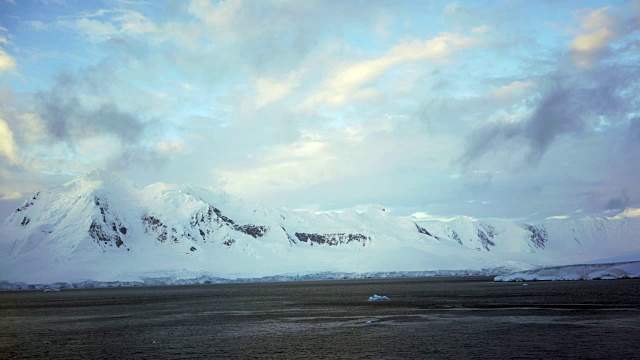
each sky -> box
[0,0,639,221]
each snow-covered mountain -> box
[1,169,639,286]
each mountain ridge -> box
[2,170,639,285]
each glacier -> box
[494,261,640,281]
[1,169,639,288]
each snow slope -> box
[1,170,639,286]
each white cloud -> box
[471,25,489,34]
[255,70,304,108]
[33,9,157,43]
[0,191,21,200]
[0,49,16,74]
[578,6,615,31]
[218,139,337,197]
[61,17,119,43]
[0,26,15,74]
[570,6,620,68]
[16,113,47,144]
[0,117,18,164]
[491,80,536,99]
[156,140,186,154]
[408,211,459,222]
[571,28,614,53]
[302,33,480,108]
[23,20,49,31]
[113,10,158,35]
[443,2,463,16]
[188,0,242,29]
[546,215,570,220]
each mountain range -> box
[1,169,639,286]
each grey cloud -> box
[459,65,636,167]
[629,117,640,143]
[462,171,493,192]
[605,189,631,210]
[106,146,167,172]
[34,73,152,145]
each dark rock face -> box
[476,222,496,251]
[416,224,432,236]
[15,192,39,213]
[524,224,548,250]
[20,217,30,226]
[294,232,370,246]
[212,207,235,225]
[189,205,270,243]
[233,224,268,238]
[142,214,174,243]
[281,227,297,245]
[450,230,462,245]
[416,224,441,240]
[89,220,124,248]
[89,196,126,249]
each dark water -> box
[1,277,640,359]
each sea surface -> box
[1,277,639,359]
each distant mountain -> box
[1,169,639,286]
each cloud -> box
[0,26,10,45]
[0,117,18,164]
[255,70,304,108]
[303,33,481,107]
[471,25,489,34]
[34,73,151,145]
[213,112,456,208]
[0,27,16,74]
[629,117,640,143]
[14,113,47,144]
[408,211,458,222]
[491,80,536,99]
[156,140,186,154]
[218,139,337,197]
[0,49,16,74]
[605,189,630,210]
[570,7,621,68]
[460,63,636,167]
[178,0,385,75]
[0,191,21,200]
[106,145,167,171]
[28,9,157,43]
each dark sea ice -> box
[1,277,639,359]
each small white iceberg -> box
[368,294,390,301]
[43,288,60,292]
